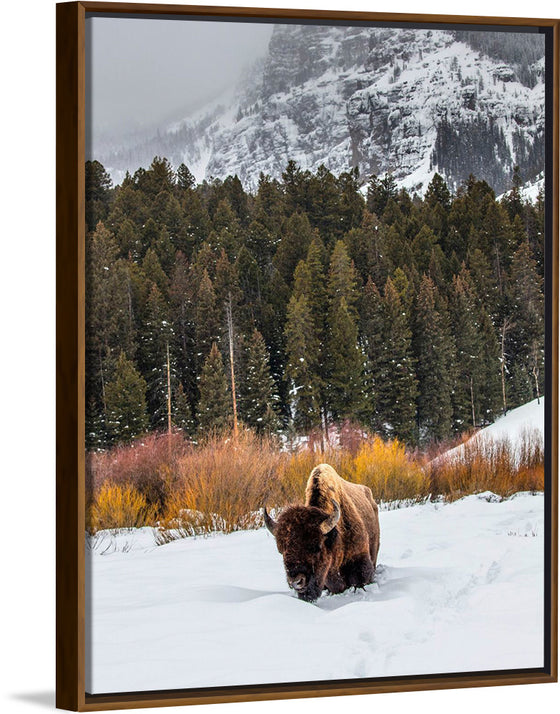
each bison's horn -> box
[320,499,341,534]
[263,506,278,535]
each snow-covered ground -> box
[86,491,544,694]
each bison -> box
[263,463,380,602]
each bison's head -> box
[263,501,340,603]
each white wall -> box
[0,1,557,712]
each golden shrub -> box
[88,482,157,533]
[352,436,429,501]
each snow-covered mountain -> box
[98,24,545,195]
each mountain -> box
[97,24,545,195]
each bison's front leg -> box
[340,554,375,590]
[324,569,346,595]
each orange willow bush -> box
[86,426,544,534]
[159,430,285,535]
[86,431,189,511]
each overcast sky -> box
[86,15,273,141]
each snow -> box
[86,492,545,694]
[443,398,544,464]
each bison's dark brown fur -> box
[264,463,380,602]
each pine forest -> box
[86,157,545,453]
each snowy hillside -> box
[98,25,545,195]
[442,398,544,463]
[86,492,544,694]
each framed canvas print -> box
[56,2,559,710]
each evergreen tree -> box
[379,278,418,443]
[85,222,135,444]
[253,172,286,234]
[105,352,149,444]
[325,297,365,423]
[85,160,112,232]
[414,275,455,443]
[367,173,398,216]
[284,295,322,432]
[177,163,195,191]
[327,240,359,315]
[292,236,328,335]
[194,269,222,363]
[197,343,232,433]
[344,212,391,287]
[359,278,386,429]
[244,220,276,272]
[173,382,194,434]
[307,164,342,243]
[138,283,176,430]
[449,269,484,429]
[169,252,197,416]
[506,240,545,405]
[338,167,365,234]
[273,212,314,285]
[239,330,280,433]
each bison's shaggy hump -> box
[264,463,380,602]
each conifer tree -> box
[327,240,359,315]
[507,240,545,405]
[194,270,222,363]
[307,164,341,243]
[177,163,195,191]
[212,198,241,257]
[293,236,328,335]
[169,252,197,414]
[359,278,386,429]
[253,172,286,234]
[337,167,365,234]
[449,269,484,429]
[323,240,364,422]
[344,212,391,287]
[273,212,314,286]
[244,220,276,272]
[282,160,307,215]
[142,247,169,297]
[138,156,175,201]
[414,275,455,443]
[284,295,322,432]
[85,160,112,232]
[173,382,194,434]
[86,222,135,441]
[367,173,398,216]
[325,297,365,423]
[105,352,149,444]
[412,225,439,275]
[379,278,418,443]
[197,342,232,433]
[139,283,176,429]
[239,330,280,433]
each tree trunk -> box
[500,318,511,415]
[226,294,238,439]
[166,341,172,436]
[470,375,476,427]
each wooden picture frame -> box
[57,2,559,710]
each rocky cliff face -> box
[99,24,545,195]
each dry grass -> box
[86,426,544,537]
[158,430,283,535]
[428,427,544,499]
